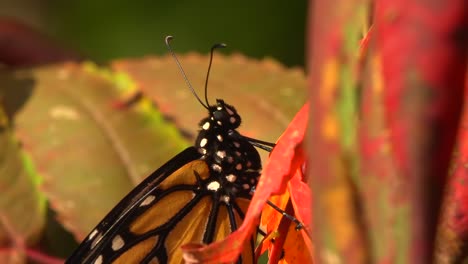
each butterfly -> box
[65,36,275,264]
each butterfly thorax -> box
[195,99,262,199]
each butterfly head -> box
[209,99,242,130]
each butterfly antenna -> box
[204,43,227,107]
[165,36,209,110]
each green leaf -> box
[0,101,46,247]
[13,63,189,241]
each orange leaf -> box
[261,154,313,264]
[181,103,310,263]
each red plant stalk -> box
[307,0,371,262]
[375,0,467,262]
[359,30,406,263]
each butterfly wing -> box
[66,146,255,264]
[66,147,199,263]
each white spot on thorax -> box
[217,106,223,110]
[226,174,237,182]
[221,195,231,204]
[217,121,222,126]
[200,138,208,147]
[217,150,226,159]
[207,181,221,191]
[212,164,222,172]
[140,195,156,207]
[202,122,210,130]
[112,235,125,251]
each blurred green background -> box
[0,0,307,67]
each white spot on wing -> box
[236,163,243,170]
[243,184,250,190]
[91,232,103,249]
[140,195,156,207]
[226,107,234,115]
[233,142,240,148]
[88,229,98,240]
[230,116,236,123]
[112,235,125,251]
[217,135,223,142]
[94,255,103,264]
[202,122,210,130]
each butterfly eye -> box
[213,109,229,123]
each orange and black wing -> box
[65,147,255,264]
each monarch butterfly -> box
[65,36,275,264]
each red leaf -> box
[289,160,312,230]
[181,103,309,263]
[0,18,81,67]
[435,75,468,262]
